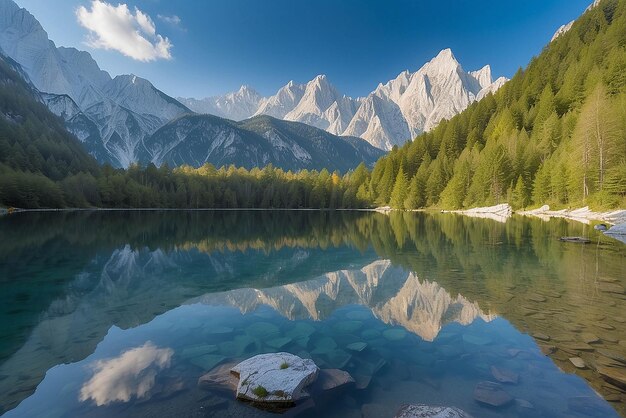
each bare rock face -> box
[231,352,319,404]
[394,404,474,418]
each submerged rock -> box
[198,361,239,393]
[568,357,586,369]
[316,368,355,391]
[490,366,519,384]
[580,333,600,344]
[597,366,626,390]
[231,352,319,404]
[473,381,513,407]
[559,236,591,244]
[394,404,474,418]
[346,342,368,352]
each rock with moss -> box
[231,352,319,404]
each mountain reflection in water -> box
[0,210,624,417]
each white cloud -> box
[76,1,173,62]
[157,14,182,26]
[79,342,173,406]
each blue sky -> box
[16,0,593,99]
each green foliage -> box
[389,164,408,209]
[252,385,269,398]
[367,0,626,209]
[4,1,626,211]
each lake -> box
[0,210,624,417]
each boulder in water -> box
[231,352,319,404]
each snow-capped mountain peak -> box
[425,48,461,73]
[182,48,507,150]
[470,65,493,89]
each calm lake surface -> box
[0,210,625,417]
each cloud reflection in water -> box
[79,342,173,406]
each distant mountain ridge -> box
[180,50,508,150]
[0,0,504,171]
[139,114,384,171]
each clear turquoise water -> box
[0,210,624,417]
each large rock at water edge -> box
[394,404,474,417]
[231,352,319,403]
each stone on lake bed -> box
[593,322,616,330]
[515,398,534,409]
[568,357,586,369]
[394,404,474,418]
[539,344,557,355]
[597,366,626,390]
[312,336,338,353]
[321,349,352,369]
[245,322,280,338]
[285,322,316,339]
[383,328,407,341]
[198,361,239,392]
[219,335,256,356]
[526,293,547,303]
[180,344,218,359]
[190,354,227,371]
[266,337,293,349]
[580,333,600,344]
[316,368,355,391]
[490,366,519,384]
[597,349,626,365]
[473,381,513,407]
[354,374,373,390]
[532,333,551,342]
[562,342,594,352]
[346,342,368,352]
[333,320,363,333]
[231,352,319,404]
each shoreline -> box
[2,204,625,224]
[517,205,626,226]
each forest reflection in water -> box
[0,210,624,416]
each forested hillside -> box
[2,0,625,211]
[0,54,370,209]
[367,0,626,210]
[0,55,101,208]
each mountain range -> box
[0,0,505,171]
[179,50,508,150]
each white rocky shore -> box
[442,203,626,244]
[518,205,626,244]
[518,205,626,225]
[445,203,512,223]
